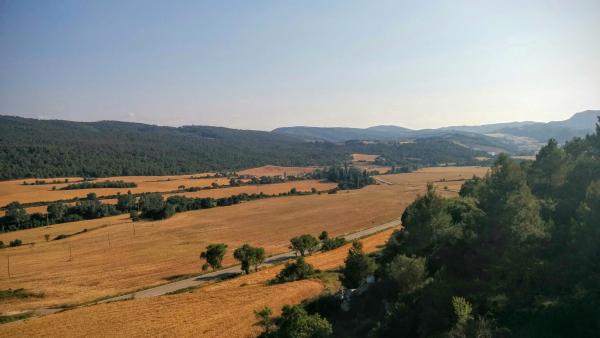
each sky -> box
[1,0,599,130]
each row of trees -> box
[0,184,323,233]
[199,230,349,277]
[59,180,136,190]
[131,189,313,222]
[0,193,121,232]
[199,243,265,275]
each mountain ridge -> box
[272,110,599,150]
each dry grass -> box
[0,229,394,338]
[0,174,229,207]
[237,165,320,177]
[0,166,486,313]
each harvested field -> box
[377,166,488,185]
[237,165,320,177]
[0,229,395,338]
[352,153,379,162]
[0,175,229,207]
[164,180,336,200]
[354,163,392,173]
[0,166,486,312]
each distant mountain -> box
[273,110,600,154]
[497,110,600,143]
[439,121,538,134]
[270,126,398,143]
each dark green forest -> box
[0,116,487,179]
[262,119,600,337]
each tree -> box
[289,234,319,256]
[274,257,315,283]
[255,306,274,335]
[5,202,29,227]
[200,243,228,271]
[116,191,135,212]
[260,305,332,338]
[47,202,67,221]
[318,231,329,241]
[138,193,175,220]
[387,254,429,294]
[234,244,265,274]
[340,240,375,289]
[9,239,22,247]
[527,138,567,198]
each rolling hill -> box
[273,110,600,153]
[0,116,488,179]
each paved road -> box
[33,218,401,315]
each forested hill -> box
[0,116,487,179]
[0,116,347,178]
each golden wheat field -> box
[0,180,336,217]
[237,165,321,177]
[0,166,487,313]
[163,180,337,200]
[0,175,230,207]
[0,228,395,338]
[351,153,379,162]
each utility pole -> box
[7,255,10,278]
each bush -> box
[258,305,333,338]
[321,237,346,251]
[9,239,22,247]
[273,257,315,284]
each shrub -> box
[321,237,346,251]
[258,305,332,338]
[9,239,22,247]
[273,257,315,284]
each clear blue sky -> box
[1,0,599,130]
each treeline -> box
[262,118,600,337]
[0,186,326,233]
[0,193,120,232]
[131,187,323,221]
[59,180,137,190]
[22,178,78,186]
[312,165,375,189]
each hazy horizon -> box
[1,109,598,132]
[1,1,599,130]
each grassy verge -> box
[0,312,32,325]
[0,289,44,301]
